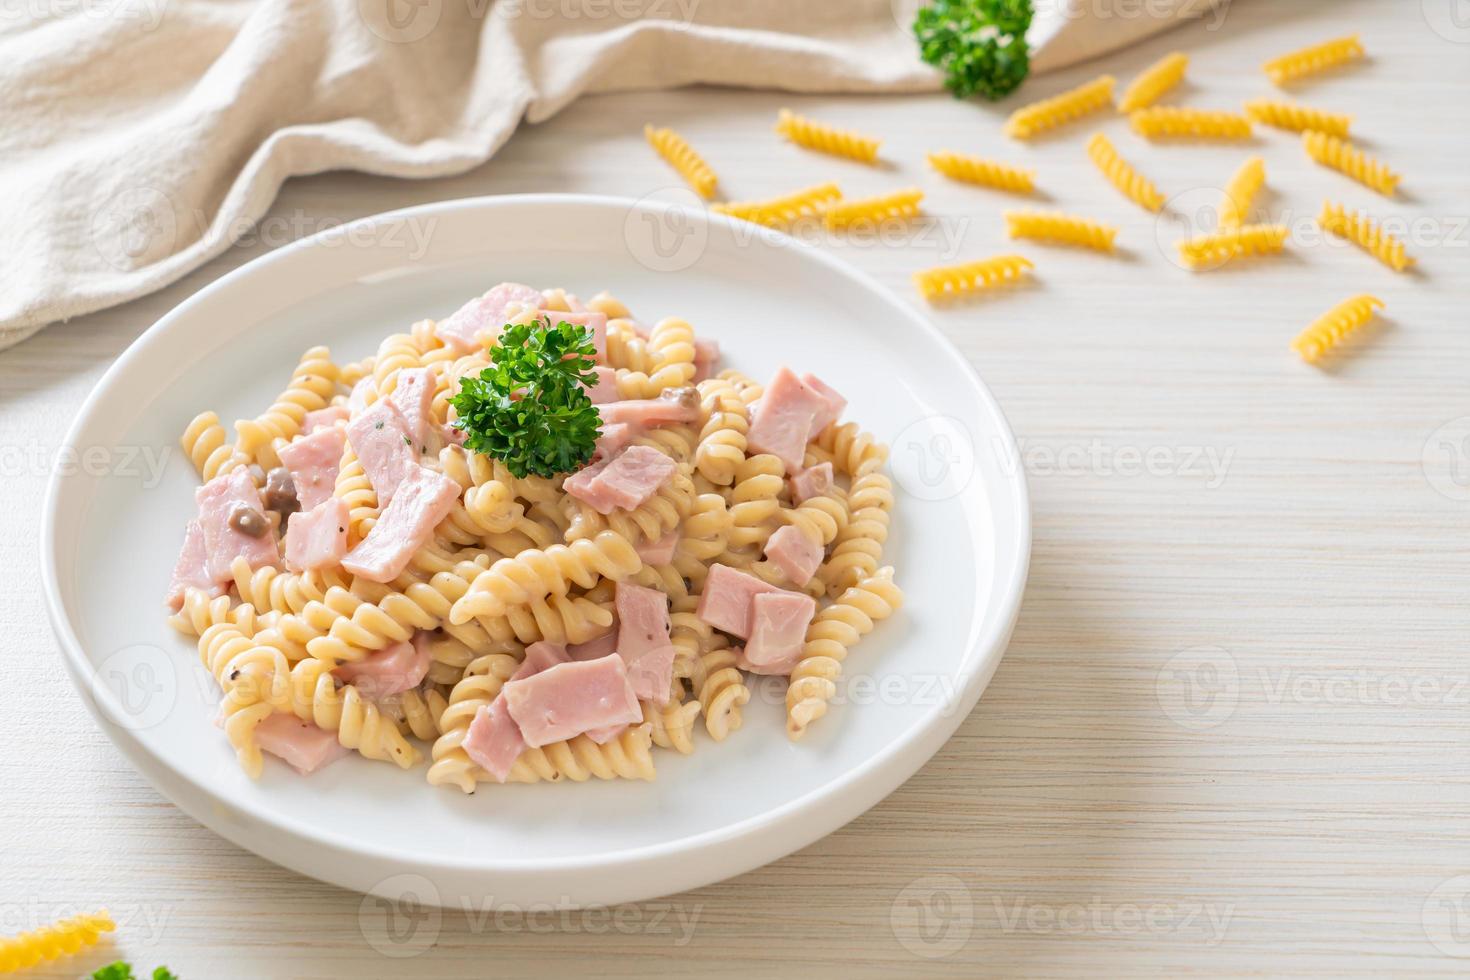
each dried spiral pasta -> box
[1244,98,1352,137]
[1086,132,1165,212]
[1005,211,1119,253]
[644,124,718,199]
[1291,295,1384,364]
[712,183,842,229]
[774,108,880,163]
[1319,201,1414,272]
[1177,224,1290,270]
[1117,51,1187,113]
[925,151,1035,194]
[1131,106,1252,140]
[913,254,1033,302]
[1264,34,1363,86]
[1218,156,1266,230]
[0,911,115,971]
[1303,130,1400,196]
[1005,75,1115,139]
[822,188,924,230]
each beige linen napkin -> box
[0,0,1225,351]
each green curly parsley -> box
[913,0,1034,101]
[91,963,178,980]
[449,320,602,479]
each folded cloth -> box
[0,0,1223,351]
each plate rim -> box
[41,192,1031,885]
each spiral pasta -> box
[1319,201,1414,272]
[712,183,842,229]
[1264,34,1363,86]
[508,725,658,782]
[1177,224,1289,270]
[427,650,522,792]
[644,124,718,199]
[1291,295,1384,364]
[822,188,924,229]
[1130,107,1252,140]
[724,453,786,560]
[925,151,1035,194]
[774,108,880,163]
[1303,130,1400,196]
[1005,211,1118,253]
[913,254,1034,302]
[1244,98,1352,137]
[1218,156,1266,230]
[181,410,246,482]
[1086,133,1165,212]
[0,911,115,971]
[786,567,903,740]
[1117,51,1187,113]
[1005,75,1115,139]
[233,346,339,468]
[693,379,749,486]
[451,531,643,623]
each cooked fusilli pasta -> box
[1086,133,1165,212]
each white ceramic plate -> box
[43,194,1030,908]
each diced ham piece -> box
[790,461,835,504]
[736,647,798,677]
[582,722,629,744]
[615,583,676,705]
[436,282,543,353]
[333,633,432,698]
[693,338,720,384]
[538,310,608,363]
[462,697,526,784]
[763,525,823,587]
[341,466,460,582]
[592,422,634,462]
[802,372,847,436]
[254,713,350,775]
[502,655,642,748]
[568,629,619,662]
[303,405,349,433]
[166,520,223,611]
[743,592,817,674]
[195,468,280,581]
[598,388,700,428]
[348,377,375,418]
[461,641,569,784]
[563,445,675,515]
[695,563,789,639]
[587,366,619,405]
[746,367,829,472]
[388,367,440,456]
[636,529,679,566]
[277,425,346,511]
[345,398,418,506]
[284,498,349,571]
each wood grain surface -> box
[4,0,1469,975]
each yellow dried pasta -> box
[1117,51,1188,113]
[1177,224,1289,270]
[1004,75,1115,139]
[913,254,1033,303]
[0,911,115,972]
[1005,210,1118,253]
[1264,34,1364,86]
[1131,106,1252,140]
[1303,130,1400,196]
[925,151,1035,194]
[1292,295,1384,364]
[1244,98,1352,137]
[1319,201,1414,272]
[1219,156,1266,229]
[1086,132,1164,212]
[711,183,842,228]
[644,124,718,199]
[822,188,923,229]
[774,108,880,163]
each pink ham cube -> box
[636,529,679,566]
[695,563,787,639]
[501,655,642,748]
[462,641,569,784]
[587,366,619,405]
[303,405,349,433]
[333,632,431,699]
[194,468,280,581]
[615,583,676,704]
[598,388,700,428]
[568,629,619,662]
[345,398,418,506]
[277,425,346,511]
[436,282,543,353]
[743,592,817,674]
[563,445,676,515]
[802,372,847,436]
[388,366,440,456]
[284,498,349,571]
[592,422,634,462]
[254,713,349,775]
[790,462,834,504]
[693,338,720,383]
[763,524,823,587]
[341,466,460,583]
[166,519,224,611]
[746,367,829,472]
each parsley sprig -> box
[450,320,602,479]
[92,962,178,980]
[913,0,1034,101]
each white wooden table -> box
[6,0,1469,975]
